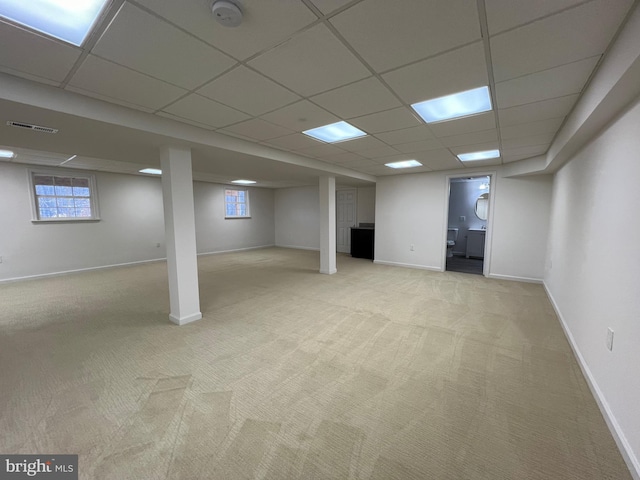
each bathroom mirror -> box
[475,193,489,220]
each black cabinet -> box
[350,228,374,260]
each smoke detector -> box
[212,1,243,27]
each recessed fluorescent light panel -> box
[457,149,500,162]
[412,86,492,123]
[385,160,423,169]
[0,149,16,159]
[139,168,162,175]
[302,121,367,143]
[231,179,256,185]
[0,0,110,46]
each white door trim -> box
[443,172,496,276]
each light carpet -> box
[0,247,631,479]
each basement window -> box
[30,171,100,222]
[224,188,250,218]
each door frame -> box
[443,171,496,276]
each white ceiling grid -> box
[0,0,635,184]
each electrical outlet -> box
[410,244,414,251]
[459,216,465,222]
[606,328,614,351]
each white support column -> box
[160,146,202,325]
[319,175,337,275]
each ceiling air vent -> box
[7,121,58,134]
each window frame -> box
[28,168,100,222]
[224,187,251,219]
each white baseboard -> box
[0,257,167,284]
[319,268,337,275]
[169,311,202,326]
[198,244,275,256]
[373,259,441,272]
[0,245,277,284]
[487,273,543,284]
[544,282,640,480]
[275,244,320,252]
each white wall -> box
[545,97,640,474]
[274,185,376,250]
[0,163,166,281]
[375,168,552,280]
[0,162,275,281]
[357,186,376,224]
[274,185,320,250]
[490,173,553,281]
[375,173,446,270]
[194,182,274,253]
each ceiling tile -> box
[220,118,294,141]
[322,152,368,164]
[357,145,401,158]
[92,2,236,89]
[340,158,379,169]
[197,66,300,116]
[378,167,430,176]
[135,0,317,60]
[310,77,401,119]
[460,157,502,167]
[429,112,496,138]
[309,0,353,15]
[495,56,600,109]
[68,55,186,111]
[263,133,320,151]
[375,125,436,145]
[413,149,463,170]
[502,144,549,162]
[502,133,556,149]
[500,117,565,140]
[297,143,346,158]
[395,139,444,154]
[498,94,578,127]
[369,153,411,165]
[0,21,80,83]
[440,129,498,147]
[248,23,370,97]
[383,42,488,104]
[260,100,338,131]
[357,164,395,175]
[491,0,633,82]
[337,136,388,153]
[350,107,421,134]
[156,111,216,130]
[65,85,156,113]
[330,0,481,71]
[449,142,500,156]
[485,0,585,34]
[162,94,250,128]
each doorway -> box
[445,175,491,275]
[336,188,357,253]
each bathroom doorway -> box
[445,175,492,275]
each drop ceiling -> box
[0,0,635,186]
